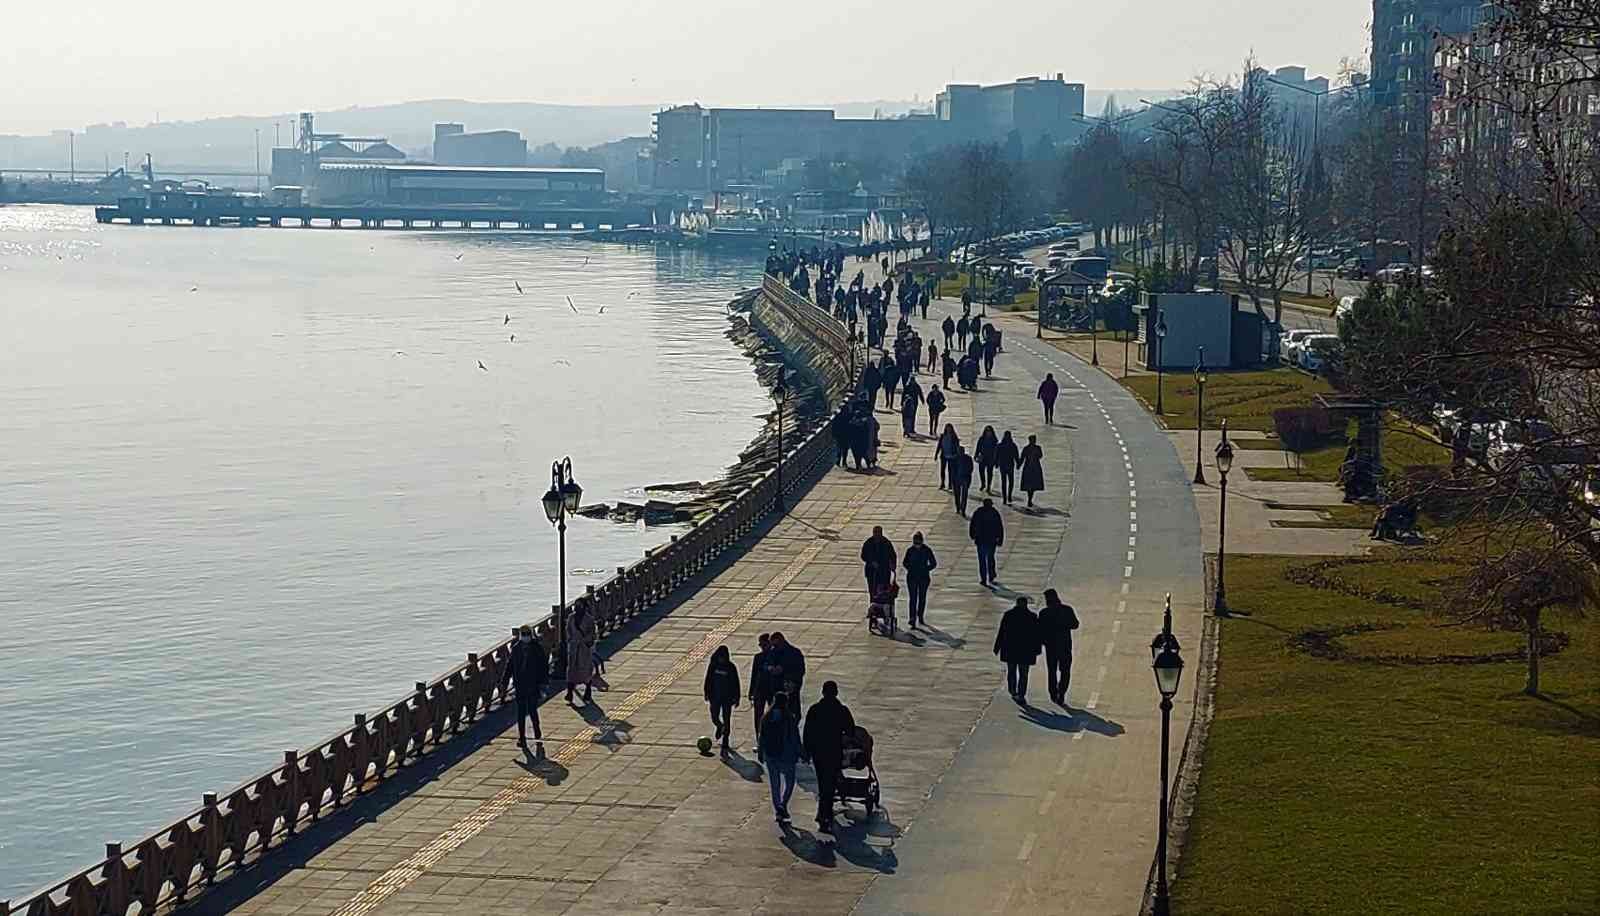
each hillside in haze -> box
[1,90,1184,173]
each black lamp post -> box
[1149,593,1185,916]
[1090,290,1100,366]
[1193,346,1208,485]
[541,458,583,677]
[774,367,789,514]
[1154,314,1168,416]
[1214,422,1234,614]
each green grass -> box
[1247,422,1452,483]
[1122,368,1334,431]
[1265,502,1375,529]
[1175,552,1600,914]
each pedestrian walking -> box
[902,532,938,628]
[1038,589,1080,706]
[942,314,956,351]
[565,602,598,705]
[961,288,973,316]
[848,407,869,470]
[500,625,548,749]
[994,596,1041,705]
[969,497,1004,586]
[830,409,851,467]
[941,351,957,388]
[880,355,900,410]
[803,681,857,835]
[982,330,998,378]
[900,375,923,436]
[860,525,897,597]
[703,646,741,754]
[934,424,961,490]
[919,288,930,319]
[975,425,999,494]
[926,341,938,373]
[862,361,882,407]
[996,431,1020,505]
[953,447,975,516]
[1038,373,1059,425]
[956,315,970,350]
[864,411,881,469]
[750,633,776,754]
[761,691,802,822]
[768,631,806,717]
[1020,434,1046,508]
[926,384,946,436]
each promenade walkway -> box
[203,284,1203,916]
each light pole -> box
[540,458,583,678]
[1090,289,1100,366]
[1154,314,1168,416]
[1193,347,1208,485]
[1265,76,1361,296]
[1214,423,1234,614]
[774,367,789,514]
[1149,593,1185,916]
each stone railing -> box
[754,274,858,405]
[8,293,852,916]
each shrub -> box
[1272,406,1334,454]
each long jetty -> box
[93,202,648,230]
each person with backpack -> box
[499,625,548,750]
[761,692,803,822]
[703,646,742,755]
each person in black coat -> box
[953,447,976,516]
[902,532,938,628]
[1038,373,1060,425]
[768,632,806,717]
[500,625,549,748]
[975,425,999,493]
[956,314,970,350]
[995,431,1021,505]
[879,354,900,409]
[859,526,897,597]
[969,497,1004,586]
[900,375,923,436]
[926,385,946,437]
[862,362,882,408]
[830,409,851,467]
[982,330,999,378]
[749,633,777,755]
[942,314,956,351]
[703,645,742,754]
[993,597,1042,704]
[941,351,957,388]
[1038,589,1081,706]
[802,681,857,834]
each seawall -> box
[749,274,856,407]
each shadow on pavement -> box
[721,749,766,782]
[575,700,636,751]
[918,625,967,649]
[515,747,570,785]
[1019,704,1126,738]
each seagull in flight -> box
[504,314,511,325]
[566,296,579,314]
[598,306,606,314]
[513,282,523,294]
[510,334,516,342]
[477,360,487,371]
[455,253,464,260]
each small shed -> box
[1038,269,1099,331]
[971,254,1017,305]
[1134,291,1254,370]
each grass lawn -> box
[1121,367,1334,431]
[1175,552,1600,914]
[1247,421,1452,483]
[936,271,1038,313]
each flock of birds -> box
[464,250,636,374]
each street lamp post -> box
[1090,290,1100,366]
[1193,346,1208,485]
[1149,593,1185,916]
[1214,422,1234,614]
[1265,76,1362,297]
[1154,314,1168,416]
[774,367,789,514]
[540,458,584,678]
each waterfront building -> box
[935,74,1085,145]
[314,163,604,206]
[434,125,530,167]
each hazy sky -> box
[3,1,1371,134]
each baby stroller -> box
[867,578,899,637]
[836,726,882,817]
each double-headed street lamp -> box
[1193,346,1208,485]
[1214,423,1235,614]
[541,458,584,677]
[774,367,789,514]
[1149,593,1185,916]
[1153,314,1168,416]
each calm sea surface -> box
[0,205,769,896]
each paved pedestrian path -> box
[206,294,1202,916]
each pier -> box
[11,273,1203,916]
[92,201,651,231]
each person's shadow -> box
[514,745,570,785]
[779,822,837,867]
[575,700,636,751]
[891,628,927,647]
[1020,704,1125,737]
[919,625,967,649]
[721,749,765,783]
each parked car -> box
[1335,257,1373,280]
[1335,295,1358,321]
[1298,334,1341,372]
[1281,328,1319,361]
[1375,262,1415,283]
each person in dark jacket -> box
[901,532,938,628]
[830,409,851,467]
[879,353,899,409]
[982,329,999,378]
[995,431,1021,505]
[761,691,802,821]
[941,351,957,388]
[941,314,956,351]
[993,596,1041,704]
[704,645,742,754]
[969,497,1005,586]
[956,314,970,350]
[934,424,961,490]
[953,447,976,516]
[975,425,999,493]
[768,631,806,717]
[1038,589,1081,706]
[926,385,946,437]
[926,341,939,374]
[859,526,897,597]
[500,625,549,748]
[1038,373,1060,425]
[1020,434,1046,508]
[750,633,776,755]
[862,361,882,408]
[803,681,857,834]
[900,375,923,436]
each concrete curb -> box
[1139,554,1221,915]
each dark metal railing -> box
[7,278,850,916]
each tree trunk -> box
[1525,616,1541,696]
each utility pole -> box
[68,131,74,184]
